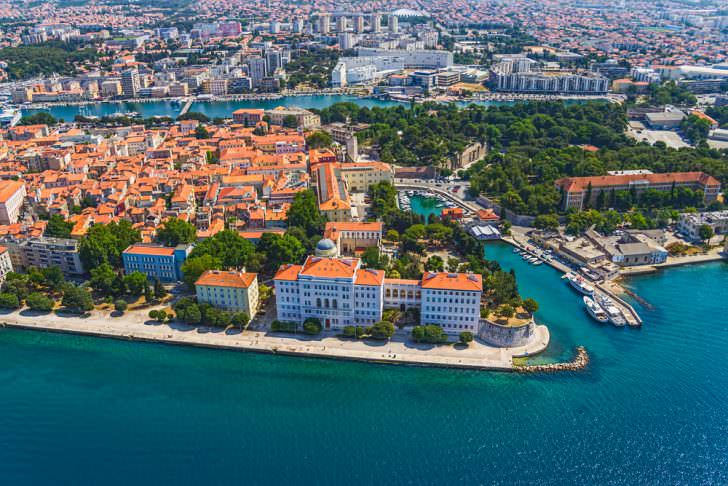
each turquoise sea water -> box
[409,194,444,222]
[22,95,403,121]
[1,242,726,485]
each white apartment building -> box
[274,255,483,335]
[678,210,728,241]
[195,270,259,318]
[0,245,13,284]
[0,181,26,225]
[274,256,385,329]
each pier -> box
[178,97,193,117]
[504,234,643,327]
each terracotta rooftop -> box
[195,270,257,289]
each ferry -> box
[564,273,595,296]
[596,294,626,327]
[584,296,609,323]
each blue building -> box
[122,244,192,282]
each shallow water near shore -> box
[1,242,726,485]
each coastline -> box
[0,308,552,371]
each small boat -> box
[565,273,595,295]
[532,260,543,266]
[513,247,521,254]
[596,294,626,327]
[584,296,609,323]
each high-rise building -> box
[338,32,356,50]
[265,50,283,76]
[292,18,304,33]
[336,16,347,32]
[318,13,331,34]
[269,21,280,34]
[388,15,398,34]
[354,15,364,33]
[247,57,267,88]
[121,69,140,98]
[372,13,382,33]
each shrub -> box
[370,320,395,340]
[26,292,54,312]
[0,292,20,309]
[271,320,298,333]
[411,324,448,344]
[459,331,474,345]
[148,309,159,320]
[302,318,322,335]
[114,299,128,313]
[342,325,356,338]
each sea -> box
[0,242,726,485]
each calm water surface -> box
[1,242,726,485]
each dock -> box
[504,235,643,327]
[178,97,193,117]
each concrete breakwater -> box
[516,346,589,373]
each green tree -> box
[231,311,250,329]
[522,298,539,315]
[79,220,141,269]
[698,224,714,246]
[0,292,19,309]
[181,254,222,289]
[498,304,515,319]
[533,214,559,231]
[302,317,322,335]
[424,255,444,272]
[89,262,117,296]
[156,217,197,246]
[257,233,306,273]
[26,292,54,312]
[114,299,128,313]
[305,131,333,148]
[459,331,474,346]
[123,271,148,296]
[189,230,256,269]
[281,115,298,128]
[45,214,74,238]
[195,124,210,139]
[18,112,58,126]
[61,285,94,313]
[370,320,395,340]
[287,190,324,237]
[342,325,357,338]
[154,278,167,299]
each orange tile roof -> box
[420,272,483,292]
[355,268,385,286]
[0,180,24,204]
[274,263,302,281]
[300,256,359,279]
[123,245,175,256]
[195,270,257,289]
[556,171,720,193]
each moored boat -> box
[596,294,626,326]
[584,296,609,323]
[565,273,595,295]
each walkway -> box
[0,308,550,371]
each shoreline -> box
[0,309,554,372]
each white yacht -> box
[584,296,609,323]
[596,294,626,326]
[565,273,595,296]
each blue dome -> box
[316,239,336,251]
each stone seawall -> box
[515,346,589,373]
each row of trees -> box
[173,297,250,328]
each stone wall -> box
[478,317,536,347]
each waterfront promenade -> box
[0,307,550,371]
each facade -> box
[195,270,259,318]
[122,244,192,282]
[274,256,385,329]
[232,108,265,126]
[323,221,383,255]
[265,107,320,129]
[274,255,483,335]
[0,180,26,225]
[493,72,609,94]
[314,163,353,222]
[1,236,84,275]
[555,172,721,211]
[0,246,13,284]
[337,161,393,192]
[121,69,140,98]
[677,210,728,241]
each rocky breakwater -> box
[515,346,589,373]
